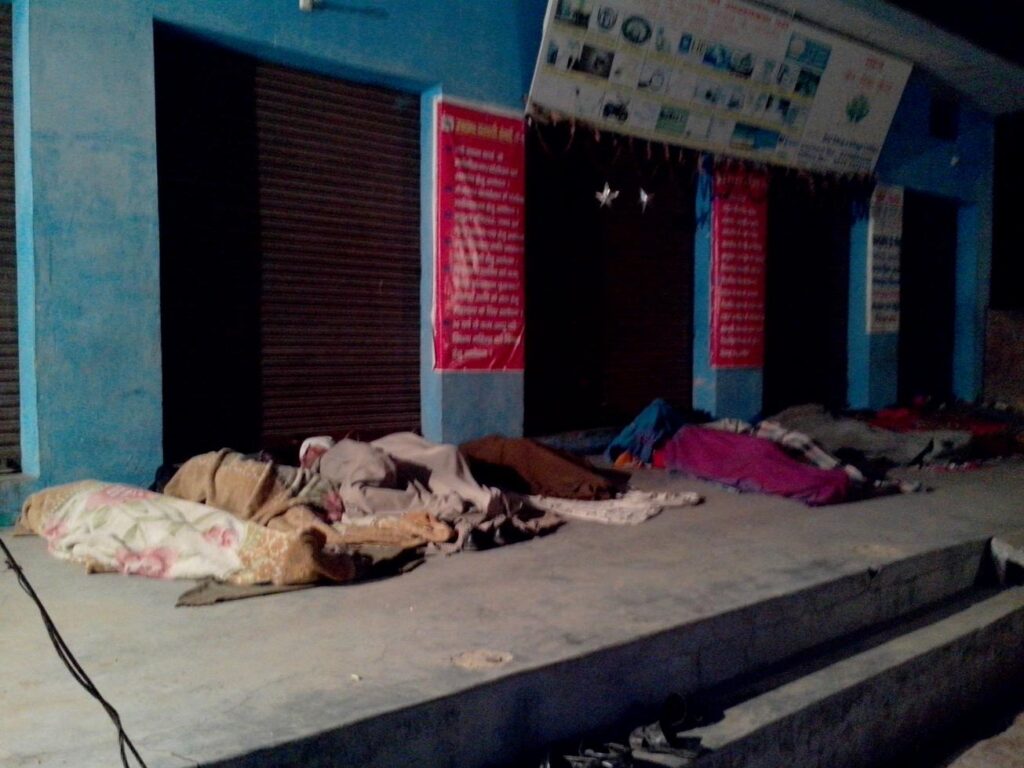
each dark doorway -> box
[763,176,852,415]
[155,26,421,464]
[524,126,696,435]
[898,190,958,404]
[991,111,1024,310]
[155,25,262,464]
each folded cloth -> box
[460,435,627,500]
[657,427,851,506]
[528,490,702,525]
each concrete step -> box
[198,539,994,767]
[678,586,1024,768]
[280,540,992,768]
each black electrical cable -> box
[0,536,148,768]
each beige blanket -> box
[310,433,564,551]
[163,449,454,550]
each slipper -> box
[559,741,632,768]
[629,722,702,758]
[630,748,696,768]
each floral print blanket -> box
[17,481,358,586]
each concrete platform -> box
[683,586,1024,768]
[3,460,1024,767]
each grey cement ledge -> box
[692,587,1024,768]
[2,459,1024,767]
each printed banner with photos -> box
[529,0,912,173]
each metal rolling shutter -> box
[253,65,421,444]
[0,7,18,466]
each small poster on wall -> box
[528,0,912,173]
[711,167,767,368]
[867,184,903,334]
[433,100,526,372]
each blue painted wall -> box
[1,0,549,524]
[152,0,545,106]
[149,0,547,446]
[0,2,998,527]
[697,68,995,418]
[2,0,164,524]
[848,70,995,408]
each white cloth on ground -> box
[528,490,702,525]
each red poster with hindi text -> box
[710,168,767,369]
[434,101,525,372]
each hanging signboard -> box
[528,0,912,173]
[433,99,526,372]
[711,167,767,368]
[866,184,902,334]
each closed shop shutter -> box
[0,7,18,467]
[254,64,421,445]
[156,27,421,463]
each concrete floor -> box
[3,460,1024,767]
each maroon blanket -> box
[655,427,850,506]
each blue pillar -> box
[2,0,165,523]
[420,86,444,442]
[691,169,763,421]
[953,203,987,401]
[419,90,524,445]
[847,211,898,409]
[873,72,995,407]
[12,0,38,479]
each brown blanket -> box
[459,436,628,500]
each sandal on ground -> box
[630,748,696,768]
[560,741,632,768]
[629,722,702,767]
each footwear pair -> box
[629,722,701,767]
[543,742,631,768]
[542,694,715,768]
[629,693,714,767]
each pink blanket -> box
[655,427,850,506]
